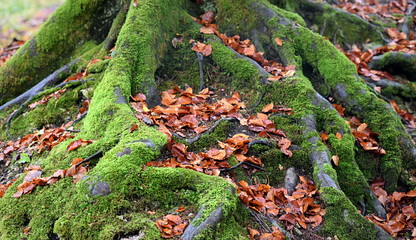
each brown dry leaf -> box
[283,69,295,78]
[67,139,93,152]
[332,155,339,166]
[191,42,212,56]
[200,26,214,34]
[336,132,342,140]
[23,226,31,235]
[130,123,138,132]
[131,93,146,102]
[175,206,186,212]
[357,123,368,132]
[267,75,282,81]
[332,104,345,116]
[321,133,328,142]
[275,37,283,46]
[278,138,292,157]
[262,103,274,113]
[248,227,260,238]
[71,158,83,166]
[164,214,182,225]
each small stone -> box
[116,147,132,157]
[88,179,111,196]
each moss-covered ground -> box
[0,0,414,239]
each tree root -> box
[248,207,293,239]
[284,167,298,193]
[269,0,386,45]
[369,52,416,79]
[220,161,267,172]
[0,59,79,112]
[181,203,225,240]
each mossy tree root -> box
[369,51,416,79]
[0,0,247,239]
[214,0,408,238]
[0,0,125,105]
[1,0,415,239]
[269,0,387,46]
[261,2,416,193]
[0,59,78,112]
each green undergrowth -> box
[0,0,122,105]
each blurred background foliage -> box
[0,0,63,47]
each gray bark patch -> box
[88,179,111,196]
[116,147,132,157]
[114,86,128,104]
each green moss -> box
[156,26,201,91]
[320,187,379,240]
[88,59,111,73]
[209,40,263,104]
[354,147,378,180]
[215,0,258,35]
[187,120,232,151]
[129,0,194,95]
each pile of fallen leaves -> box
[367,178,416,238]
[191,11,296,82]
[335,0,413,25]
[0,38,25,67]
[390,100,416,129]
[131,87,292,156]
[12,161,87,198]
[348,116,386,154]
[28,89,67,110]
[132,86,327,238]
[239,176,325,231]
[147,134,260,176]
[155,214,188,238]
[131,87,243,137]
[337,28,415,82]
[247,226,285,240]
[0,126,75,162]
[332,104,386,154]
[337,44,395,82]
[0,137,94,198]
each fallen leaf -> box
[332,155,339,166]
[275,37,283,46]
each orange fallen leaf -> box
[332,155,339,166]
[275,37,283,46]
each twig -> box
[249,91,265,112]
[172,117,238,144]
[377,29,390,43]
[359,201,367,216]
[65,112,88,128]
[75,150,103,167]
[64,129,81,133]
[220,161,267,172]
[247,207,272,232]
